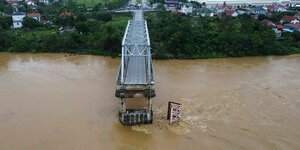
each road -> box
[123,10,148,85]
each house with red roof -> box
[295,12,300,20]
[280,16,299,24]
[266,5,275,12]
[27,12,41,21]
[59,12,74,17]
[224,10,238,17]
[283,24,300,32]
[276,25,283,30]
[262,19,275,28]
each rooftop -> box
[59,12,74,17]
[13,12,26,16]
[284,24,300,29]
[225,10,235,16]
[282,15,297,21]
[27,12,40,17]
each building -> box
[236,9,247,15]
[164,0,180,11]
[281,15,299,24]
[266,5,276,12]
[39,0,49,5]
[249,7,267,15]
[27,12,41,21]
[225,9,239,17]
[180,4,193,14]
[283,24,300,32]
[59,12,74,17]
[26,0,35,6]
[190,0,283,5]
[262,19,276,27]
[199,7,214,17]
[11,3,21,12]
[274,6,287,12]
[12,12,26,28]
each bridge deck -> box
[122,10,150,85]
[124,55,146,85]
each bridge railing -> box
[120,21,131,84]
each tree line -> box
[0,13,130,55]
[1,5,300,59]
[0,0,131,56]
[146,12,300,59]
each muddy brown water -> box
[0,53,300,150]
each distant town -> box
[1,0,300,33]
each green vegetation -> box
[0,16,12,30]
[146,12,300,59]
[23,17,41,29]
[1,0,300,59]
[257,11,297,24]
[0,13,131,55]
[0,0,132,55]
[72,0,127,8]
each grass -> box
[73,0,124,7]
[136,0,142,4]
[111,13,131,22]
[73,0,103,7]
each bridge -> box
[115,10,156,125]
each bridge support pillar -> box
[146,97,152,113]
[120,98,126,113]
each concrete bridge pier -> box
[117,91,154,125]
[146,97,152,112]
[119,98,126,113]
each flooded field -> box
[0,53,300,150]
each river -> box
[0,53,300,150]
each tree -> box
[0,0,13,14]
[223,1,226,6]
[0,17,12,30]
[157,4,166,11]
[22,17,40,29]
[96,13,112,22]
[56,16,75,27]
[75,22,89,33]
[76,13,87,22]
[93,3,103,11]
[257,14,267,21]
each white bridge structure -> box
[115,10,155,125]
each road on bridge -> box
[123,10,149,85]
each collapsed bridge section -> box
[115,10,155,125]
